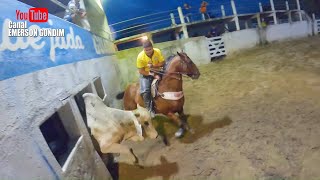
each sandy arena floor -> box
[110,36,320,180]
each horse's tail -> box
[116,91,125,99]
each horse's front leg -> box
[178,110,192,131]
[167,112,186,138]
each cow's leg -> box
[101,143,138,164]
[167,112,185,138]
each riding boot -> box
[142,93,155,118]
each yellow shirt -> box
[136,48,165,72]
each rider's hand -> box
[148,72,155,76]
[82,12,87,17]
[154,75,161,80]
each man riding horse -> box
[117,40,200,138]
[137,40,164,117]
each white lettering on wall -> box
[92,35,112,55]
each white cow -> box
[83,93,158,163]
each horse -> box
[117,52,200,138]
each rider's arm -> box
[151,61,165,68]
[138,68,154,76]
[153,61,165,68]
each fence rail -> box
[112,0,306,40]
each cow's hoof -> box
[175,128,185,138]
[162,136,170,146]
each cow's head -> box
[133,105,158,139]
[83,93,105,111]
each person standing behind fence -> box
[199,1,209,20]
[64,0,90,30]
[259,18,268,45]
[183,3,192,23]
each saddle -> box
[150,55,184,101]
[151,79,184,101]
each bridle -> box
[150,54,196,80]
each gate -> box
[207,36,226,58]
[316,19,320,34]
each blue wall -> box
[0,0,114,81]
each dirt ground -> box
[111,36,320,180]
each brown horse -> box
[117,52,200,138]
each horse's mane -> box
[163,55,176,72]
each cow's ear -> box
[134,112,140,118]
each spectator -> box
[261,18,267,28]
[206,31,213,38]
[183,3,192,23]
[199,1,209,20]
[209,25,216,37]
[64,0,90,30]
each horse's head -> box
[177,52,200,79]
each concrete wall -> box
[266,21,313,42]
[157,36,211,65]
[0,0,121,179]
[222,29,260,54]
[0,56,122,179]
[222,21,313,54]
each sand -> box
[110,36,320,180]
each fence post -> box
[221,5,229,31]
[257,13,262,28]
[296,0,302,21]
[231,0,240,31]
[170,13,176,25]
[312,13,316,35]
[270,0,278,24]
[178,7,189,38]
[259,2,263,13]
[288,11,292,23]
[285,1,289,10]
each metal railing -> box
[111,0,306,40]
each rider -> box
[136,40,165,117]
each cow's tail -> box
[116,91,125,100]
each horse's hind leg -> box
[167,112,185,138]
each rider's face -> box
[144,46,154,57]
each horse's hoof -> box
[175,128,185,138]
